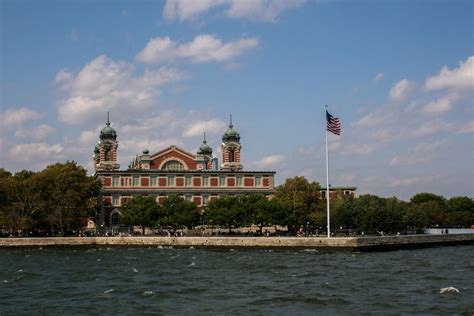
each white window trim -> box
[255,176,262,187]
[167,175,175,187]
[202,176,209,187]
[150,176,158,187]
[112,195,120,207]
[202,195,209,206]
[219,176,226,187]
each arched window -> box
[229,150,235,162]
[105,149,111,161]
[162,160,185,171]
[111,212,119,226]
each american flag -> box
[326,110,341,136]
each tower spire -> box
[106,112,110,126]
[203,132,207,143]
[229,114,233,128]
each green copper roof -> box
[222,114,240,142]
[100,112,117,140]
[198,133,213,155]
[94,144,100,153]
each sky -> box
[1,0,473,200]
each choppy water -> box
[1,245,473,315]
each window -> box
[112,176,119,187]
[123,177,131,187]
[229,150,235,162]
[236,176,243,187]
[151,176,157,187]
[203,195,209,206]
[255,176,262,187]
[105,149,111,161]
[202,176,209,187]
[162,160,185,171]
[133,176,139,187]
[219,176,226,187]
[111,212,119,226]
[167,176,175,187]
[185,195,192,202]
[185,176,192,187]
[344,190,351,196]
[112,196,120,206]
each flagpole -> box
[325,106,331,238]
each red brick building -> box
[93,114,276,227]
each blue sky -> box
[1,0,473,200]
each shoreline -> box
[0,234,473,251]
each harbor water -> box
[1,245,473,314]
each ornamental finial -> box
[106,112,110,126]
[203,132,207,143]
[229,114,233,128]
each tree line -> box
[0,162,101,236]
[120,176,474,235]
[1,163,473,236]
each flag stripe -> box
[326,110,341,136]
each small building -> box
[319,186,357,199]
[93,114,276,228]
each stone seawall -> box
[1,234,473,251]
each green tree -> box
[9,170,45,233]
[410,192,446,206]
[121,196,161,235]
[443,196,474,227]
[161,195,200,232]
[0,169,13,229]
[205,196,249,233]
[241,195,284,234]
[408,193,447,228]
[273,176,322,233]
[446,196,474,213]
[39,162,102,235]
[354,195,405,234]
[331,195,358,232]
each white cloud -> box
[423,93,460,115]
[454,120,474,134]
[78,130,99,147]
[408,120,450,138]
[15,124,56,141]
[0,107,42,128]
[389,139,446,166]
[252,154,285,169]
[389,174,442,188]
[54,68,74,90]
[389,79,416,102]
[373,72,384,82]
[55,55,186,125]
[424,56,474,91]
[163,0,307,22]
[342,144,376,156]
[163,0,226,21]
[226,0,306,22]
[9,143,64,162]
[182,119,227,138]
[135,35,259,64]
[297,146,317,156]
[121,137,184,159]
[351,110,390,128]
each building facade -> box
[93,115,276,227]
